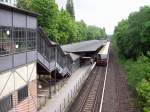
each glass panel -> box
[0,27,11,55]
[13,28,26,53]
[18,86,28,102]
[0,95,13,112]
[27,30,37,50]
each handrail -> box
[37,27,73,75]
[0,26,73,76]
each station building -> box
[0,2,79,112]
[0,3,38,112]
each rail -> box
[68,66,106,112]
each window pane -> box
[18,86,28,102]
[0,27,11,55]
[13,28,26,53]
[27,30,37,50]
[0,95,13,112]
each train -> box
[95,42,110,66]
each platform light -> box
[38,85,42,89]
[15,44,18,48]
[6,30,10,35]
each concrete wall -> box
[0,8,37,28]
[0,62,37,99]
[0,62,37,112]
[72,59,80,73]
[0,51,37,72]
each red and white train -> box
[96,41,110,66]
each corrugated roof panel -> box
[61,40,106,53]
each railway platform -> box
[38,63,96,112]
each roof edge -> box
[0,3,39,17]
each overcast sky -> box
[55,0,150,34]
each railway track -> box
[69,66,106,112]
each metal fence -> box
[54,65,94,112]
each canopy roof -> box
[61,40,106,53]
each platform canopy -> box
[61,40,106,53]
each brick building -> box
[0,3,38,112]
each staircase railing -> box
[37,27,72,75]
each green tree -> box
[17,0,32,10]
[31,0,59,42]
[113,6,150,59]
[66,0,75,19]
[87,25,106,40]
[113,19,130,57]
[113,6,150,112]
[57,9,77,44]
[76,20,88,41]
[17,0,106,44]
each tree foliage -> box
[17,0,32,10]
[17,0,106,44]
[113,6,150,112]
[66,0,75,19]
[114,6,150,59]
[136,79,150,112]
[87,25,106,40]
[57,9,77,44]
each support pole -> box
[49,73,51,98]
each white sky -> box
[55,0,150,34]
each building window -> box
[0,27,12,55]
[0,95,13,112]
[0,27,37,56]
[13,28,26,53]
[18,86,28,102]
[27,30,37,50]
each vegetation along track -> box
[69,66,106,112]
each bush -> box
[118,55,150,111]
[136,79,150,112]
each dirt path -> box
[101,47,137,112]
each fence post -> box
[74,86,76,95]
[68,93,69,103]
[76,83,78,92]
[71,90,72,98]
[64,98,65,109]
[45,96,46,105]
[60,104,61,112]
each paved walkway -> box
[39,64,95,112]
